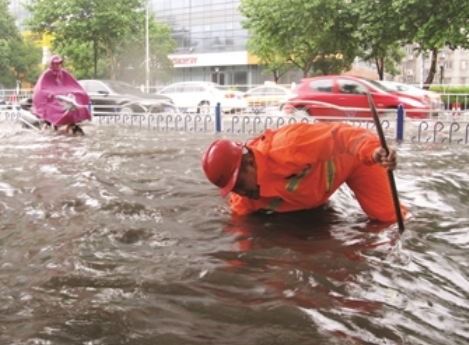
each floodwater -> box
[0,121,468,345]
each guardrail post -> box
[215,102,221,132]
[88,101,93,121]
[396,104,404,142]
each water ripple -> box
[0,126,468,344]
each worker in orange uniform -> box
[201,122,407,223]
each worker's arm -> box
[332,124,397,169]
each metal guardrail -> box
[1,103,468,144]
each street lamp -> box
[439,52,445,85]
[439,64,444,85]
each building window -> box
[234,71,247,86]
[462,61,468,70]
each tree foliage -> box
[245,40,293,83]
[25,0,143,78]
[25,0,176,83]
[353,0,469,83]
[113,11,176,84]
[239,0,359,77]
[240,0,469,86]
[53,39,109,80]
[352,0,407,80]
[9,38,43,85]
[392,0,469,85]
[0,0,42,88]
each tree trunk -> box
[423,47,438,89]
[273,70,279,83]
[93,38,98,79]
[375,57,384,80]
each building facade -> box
[396,45,469,86]
[151,0,302,89]
[8,0,383,88]
[8,0,29,30]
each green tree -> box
[9,37,43,86]
[26,0,175,83]
[394,0,469,86]
[53,39,109,80]
[114,11,176,84]
[0,37,42,88]
[239,0,359,77]
[0,0,42,88]
[26,0,144,78]
[0,0,21,87]
[245,40,293,83]
[352,0,407,80]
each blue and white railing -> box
[1,103,468,144]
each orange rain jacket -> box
[228,122,407,222]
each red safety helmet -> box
[201,139,244,197]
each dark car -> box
[0,98,8,108]
[78,80,177,115]
[282,75,430,119]
[0,92,13,110]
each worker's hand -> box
[373,147,397,171]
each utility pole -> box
[145,1,150,93]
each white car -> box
[379,81,443,115]
[245,84,293,108]
[157,81,248,114]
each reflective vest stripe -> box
[325,159,336,192]
[266,197,283,212]
[285,166,311,192]
[351,134,373,155]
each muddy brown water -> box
[0,122,468,345]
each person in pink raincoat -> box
[33,55,91,134]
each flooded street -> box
[0,121,468,345]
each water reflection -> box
[0,123,468,344]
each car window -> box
[309,79,333,93]
[338,79,368,95]
[160,86,180,94]
[269,87,286,95]
[87,81,108,94]
[182,85,195,92]
[397,85,410,92]
[104,81,145,96]
[183,85,205,92]
[381,83,398,92]
[249,88,266,96]
[213,85,232,92]
[361,78,388,92]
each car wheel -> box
[121,106,133,115]
[383,107,397,119]
[198,101,211,115]
[292,106,310,117]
